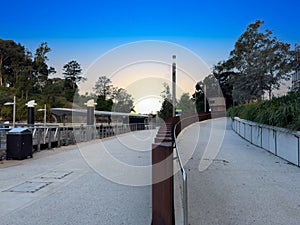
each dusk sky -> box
[2,0,299,68]
[1,0,300,112]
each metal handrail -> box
[173,120,188,225]
[172,113,211,225]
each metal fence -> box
[0,123,151,156]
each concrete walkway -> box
[176,118,300,225]
[0,129,157,225]
[2,118,300,225]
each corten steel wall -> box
[175,113,212,136]
[151,112,214,225]
[152,141,174,225]
[152,120,176,225]
[232,117,300,167]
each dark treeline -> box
[0,39,134,122]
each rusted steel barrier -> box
[152,113,214,225]
[152,121,175,225]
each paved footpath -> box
[177,118,300,225]
[0,129,157,225]
[2,118,300,225]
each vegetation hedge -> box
[227,91,300,131]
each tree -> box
[160,82,172,100]
[158,83,173,121]
[33,42,56,91]
[63,60,85,101]
[158,99,173,121]
[93,77,134,112]
[177,93,196,115]
[229,20,293,103]
[43,78,65,104]
[63,60,85,90]
[15,50,35,99]
[94,76,113,99]
[194,74,222,112]
[111,88,134,113]
[212,60,235,108]
[192,84,205,113]
[96,95,113,111]
[0,39,29,88]
[93,76,115,111]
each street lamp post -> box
[172,55,176,117]
[38,104,47,126]
[204,84,207,113]
[4,96,16,127]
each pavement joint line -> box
[40,171,73,179]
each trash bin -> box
[6,128,33,160]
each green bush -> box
[227,91,300,131]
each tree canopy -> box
[0,39,135,122]
[196,20,295,109]
[93,75,134,113]
[230,20,294,103]
[177,93,196,115]
[158,83,173,121]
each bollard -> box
[26,100,37,125]
[86,100,96,126]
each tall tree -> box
[63,60,85,101]
[15,50,34,99]
[33,42,56,91]
[230,20,293,103]
[43,78,65,105]
[158,83,173,121]
[0,39,29,87]
[212,60,236,108]
[192,83,205,113]
[111,88,134,113]
[94,76,113,99]
[177,93,196,115]
[93,76,115,111]
[63,60,84,89]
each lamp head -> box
[4,102,14,106]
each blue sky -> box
[1,0,300,77]
[2,0,299,113]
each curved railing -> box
[173,122,188,225]
[172,113,212,225]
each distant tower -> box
[292,45,300,91]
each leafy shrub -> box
[227,91,300,130]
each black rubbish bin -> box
[6,128,33,160]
